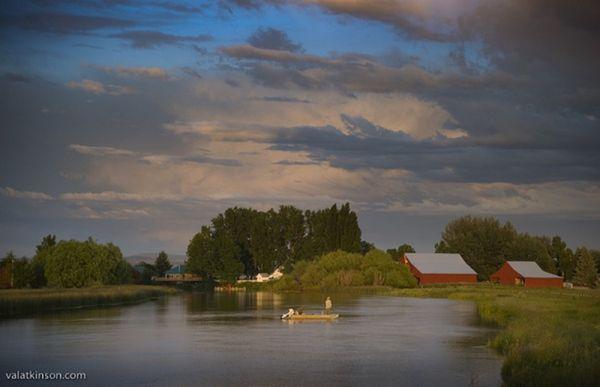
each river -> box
[0,292,502,386]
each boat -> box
[282,313,339,321]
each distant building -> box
[268,267,284,280]
[255,273,271,282]
[402,253,478,285]
[490,261,563,288]
[164,264,193,280]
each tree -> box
[545,236,576,280]
[436,216,517,280]
[360,240,375,255]
[212,231,243,284]
[154,251,172,277]
[590,250,600,274]
[572,247,598,288]
[387,244,415,260]
[12,257,34,288]
[187,226,243,283]
[0,251,16,288]
[505,234,557,274]
[187,203,363,280]
[30,234,57,288]
[45,238,130,288]
[187,226,216,278]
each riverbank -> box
[387,284,600,386]
[0,285,177,318]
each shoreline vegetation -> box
[0,285,177,318]
[389,285,600,386]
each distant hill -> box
[125,253,187,266]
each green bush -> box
[285,249,416,290]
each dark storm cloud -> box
[112,30,213,48]
[27,0,205,13]
[2,12,134,35]
[247,27,303,52]
[201,113,600,184]
[1,72,32,83]
[221,0,454,41]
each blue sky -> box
[1,0,599,256]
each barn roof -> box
[405,253,476,275]
[506,261,561,278]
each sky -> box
[1,0,599,256]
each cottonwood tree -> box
[387,244,415,260]
[436,216,517,280]
[573,247,598,288]
[154,251,172,277]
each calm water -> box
[0,292,502,386]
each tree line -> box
[434,216,600,286]
[0,236,172,289]
[186,203,363,283]
[1,210,598,289]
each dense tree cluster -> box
[435,216,592,282]
[0,235,132,288]
[45,239,131,287]
[186,203,362,282]
[387,244,415,261]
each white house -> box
[255,273,271,282]
[237,267,285,283]
[268,267,284,280]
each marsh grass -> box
[390,284,600,386]
[0,285,177,318]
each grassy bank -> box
[0,285,177,318]
[388,284,600,386]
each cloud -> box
[66,79,134,95]
[60,191,183,202]
[221,0,474,41]
[247,27,303,52]
[70,206,151,219]
[112,30,213,49]
[94,65,169,79]
[69,144,138,157]
[3,12,133,35]
[0,187,53,201]
[181,67,203,79]
[69,143,241,166]
[262,96,310,103]
[221,44,340,66]
[1,73,32,83]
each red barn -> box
[402,253,477,285]
[490,261,563,288]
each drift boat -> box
[282,313,339,321]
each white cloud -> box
[0,187,53,201]
[94,65,169,80]
[66,79,134,95]
[69,144,138,157]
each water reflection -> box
[0,292,502,386]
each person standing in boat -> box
[324,296,332,314]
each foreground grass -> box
[0,285,177,318]
[388,284,600,387]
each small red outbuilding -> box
[402,253,478,285]
[490,261,563,288]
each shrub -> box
[287,249,416,290]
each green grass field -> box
[388,284,600,386]
[0,285,177,318]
